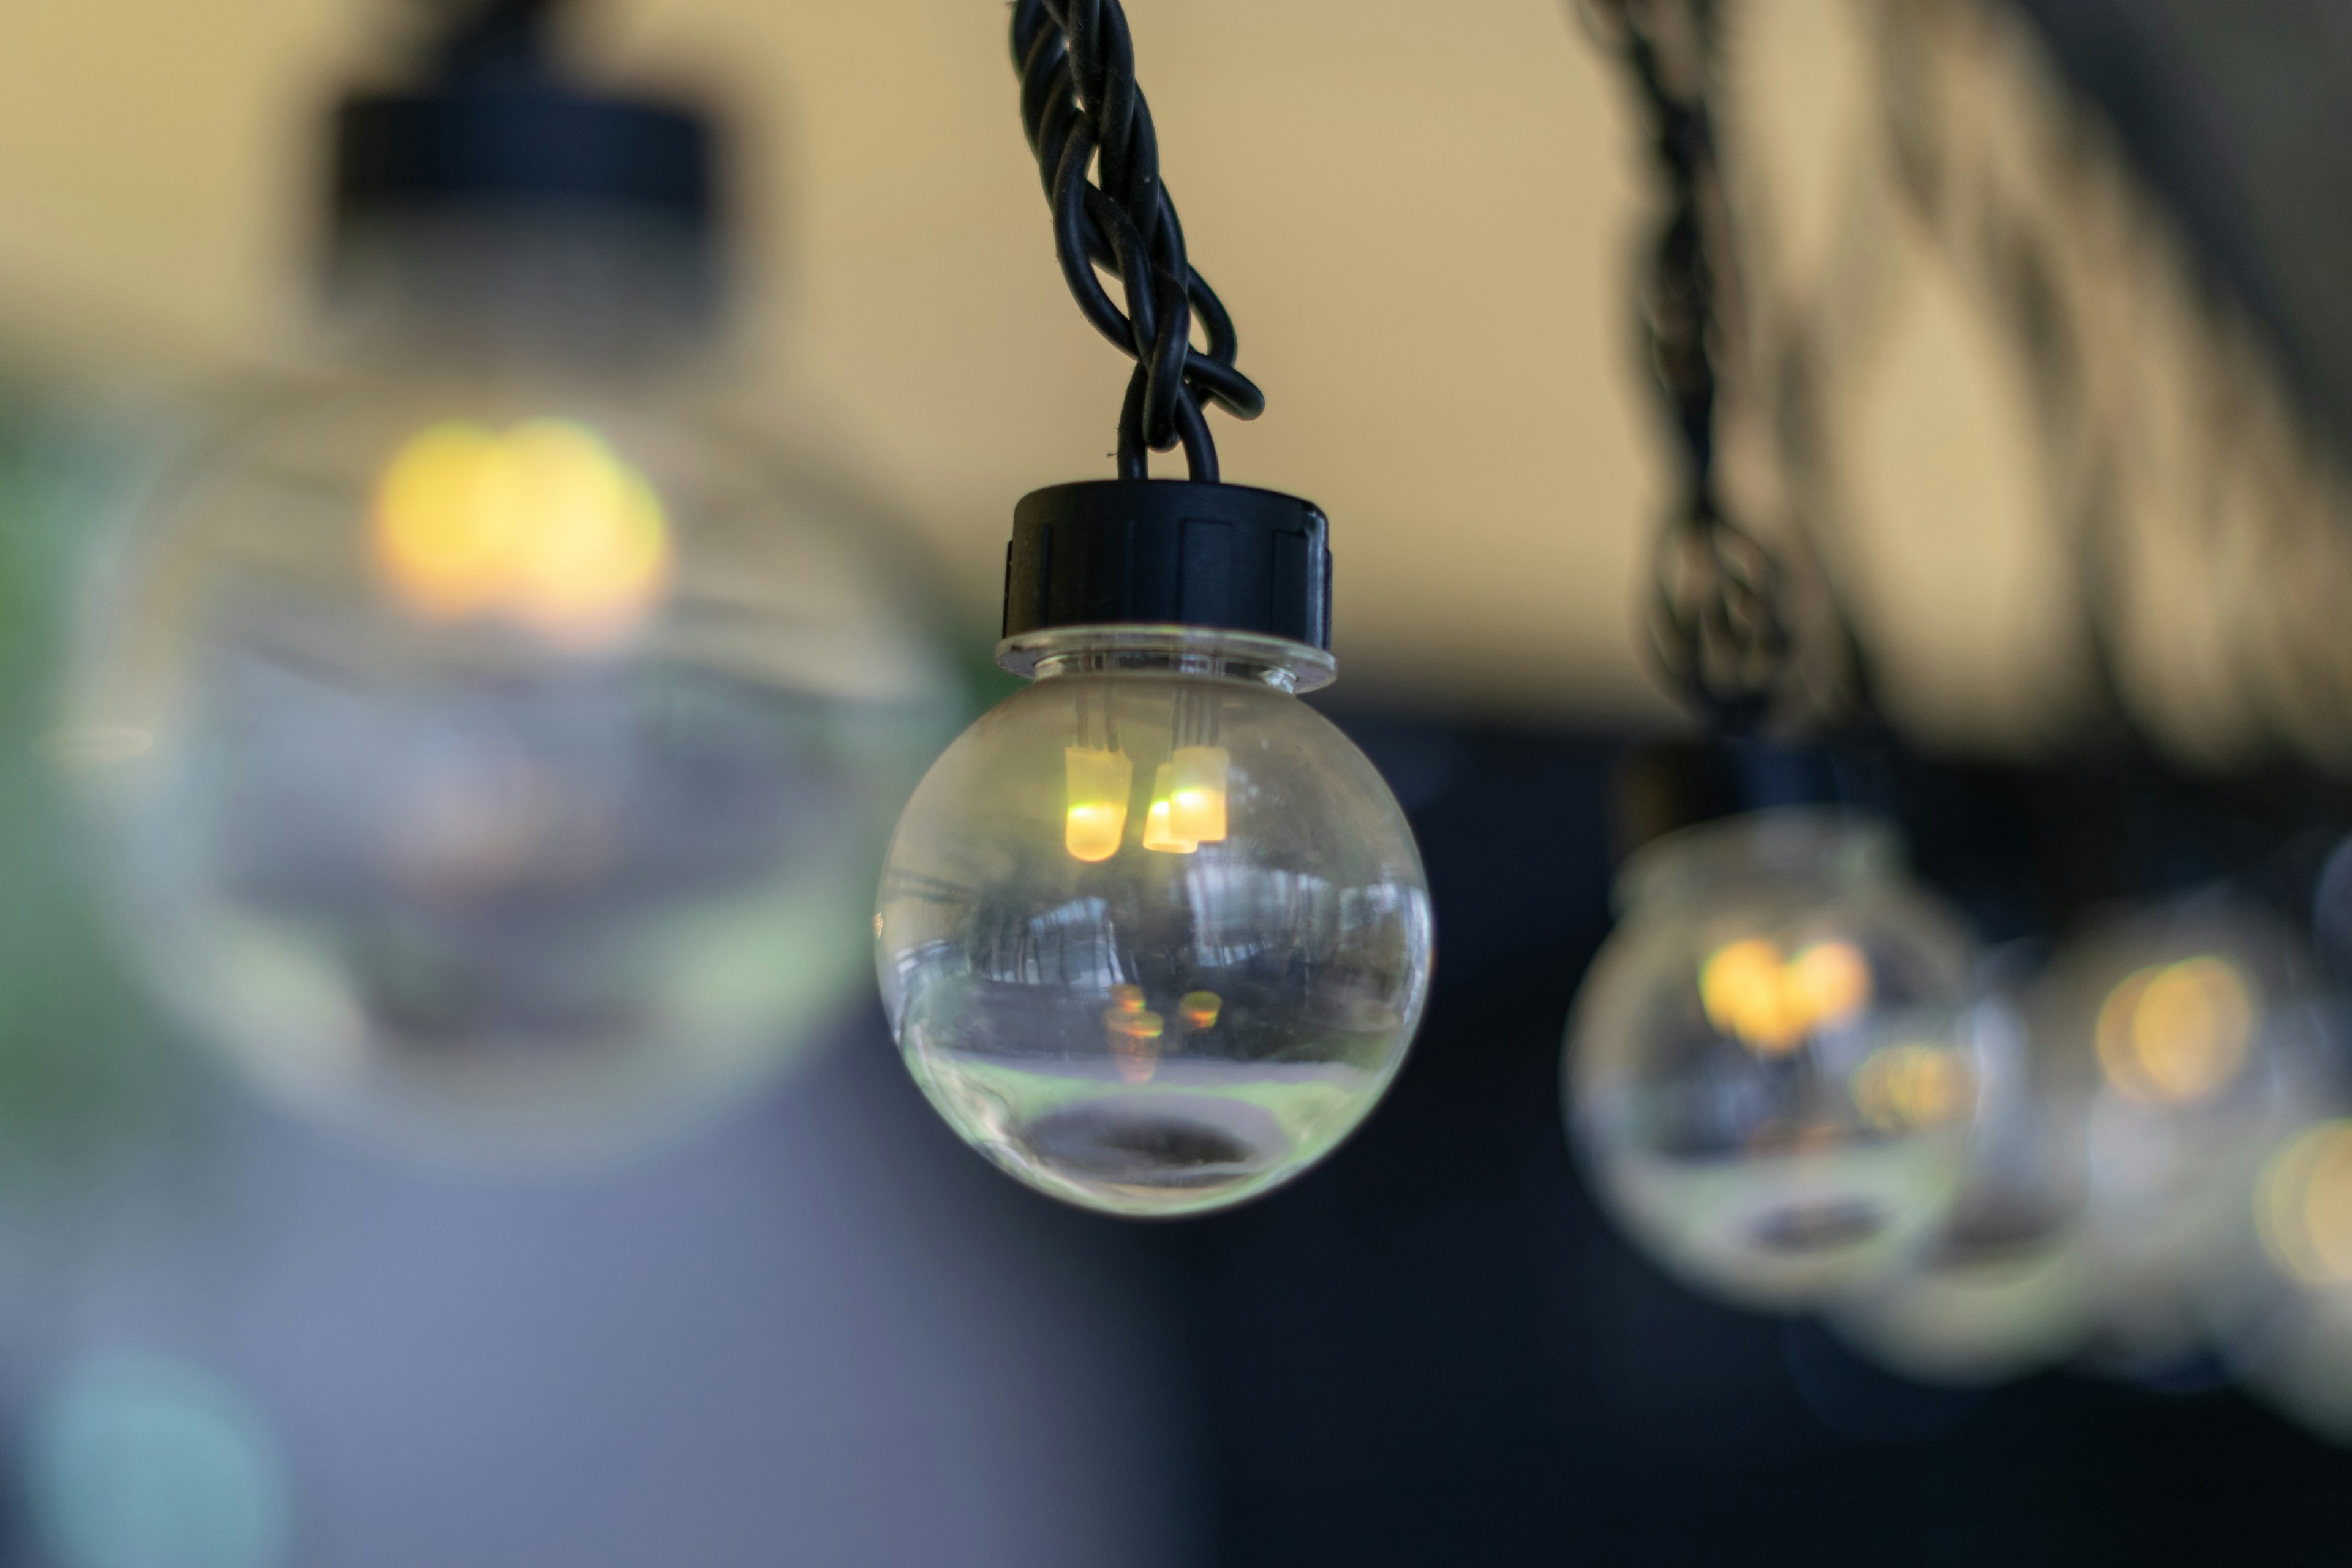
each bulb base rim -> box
[997,624,1336,692]
[1002,480,1332,651]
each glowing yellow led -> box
[1166,745,1230,844]
[1065,747,1134,862]
[1141,762,1199,854]
[370,418,671,647]
[2095,956,2255,1106]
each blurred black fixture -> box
[330,0,718,277]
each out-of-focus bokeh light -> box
[1699,937,1874,1057]
[28,1354,292,1568]
[2260,1120,2352,1291]
[1850,1041,1977,1133]
[2030,905,2332,1376]
[370,419,670,648]
[2095,956,2256,1106]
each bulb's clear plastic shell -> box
[874,625,1431,1217]
[1564,809,1980,1309]
[65,379,962,1160]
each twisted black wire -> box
[1011,0,1265,483]
[1583,0,1792,731]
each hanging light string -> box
[1581,0,1796,731]
[1011,0,1266,483]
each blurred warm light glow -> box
[1104,984,1164,1084]
[370,418,671,647]
[2094,956,2255,1106]
[1063,747,1133,862]
[1699,938,1874,1056]
[1850,1043,1977,1134]
[2259,1121,2352,1291]
[1178,990,1223,1031]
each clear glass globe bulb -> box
[66,342,960,1159]
[875,625,1433,1217]
[1564,809,1980,1309]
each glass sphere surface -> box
[67,379,960,1159]
[875,628,1433,1218]
[1565,810,1979,1309]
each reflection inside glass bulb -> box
[1178,989,1223,1031]
[2095,956,2255,1106]
[1103,984,1167,1084]
[371,419,671,647]
[1850,1042,1977,1133]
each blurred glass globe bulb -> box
[1830,963,2099,1384]
[875,625,1433,1217]
[2203,1075,2352,1442]
[1564,809,1980,1310]
[2034,901,2337,1373]
[64,200,961,1158]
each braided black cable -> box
[1583,0,1793,731]
[1011,0,1265,483]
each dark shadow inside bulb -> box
[1020,1095,1287,1189]
[1749,1198,1886,1254]
[1928,1197,2075,1270]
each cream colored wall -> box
[0,0,2134,745]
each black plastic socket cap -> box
[1002,480,1332,650]
[332,1,712,235]
[333,89,714,232]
